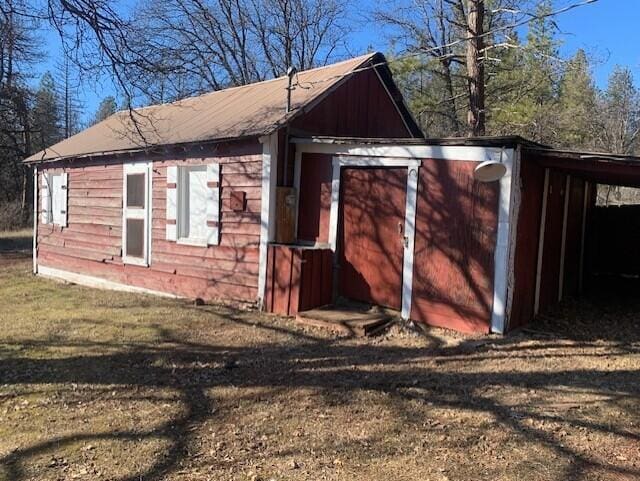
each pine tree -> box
[390,55,464,137]
[485,32,529,135]
[485,1,564,143]
[31,72,63,152]
[556,49,597,149]
[597,67,640,155]
[55,58,84,138]
[519,0,561,143]
[93,96,118,124]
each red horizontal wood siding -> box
[410,159,499,333]
[37,140,262,302]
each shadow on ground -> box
[0,261,639,480]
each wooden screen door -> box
[123,162,152,266]
[339,167,408,310]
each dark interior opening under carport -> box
[510,148,640,333]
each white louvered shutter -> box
[206,163,220,246]
[166,166,178,241]
[41,173,51,224]
[60,172,68,227]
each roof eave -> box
[23,132,265,165]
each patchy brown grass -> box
[0,244,638,481]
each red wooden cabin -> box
[26,52,640,334]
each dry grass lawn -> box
[0,233,638,481]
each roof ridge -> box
[114,52,378,116]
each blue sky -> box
[35,0,640,123]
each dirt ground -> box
[0,233,638,481]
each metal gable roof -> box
[25,53,393,163]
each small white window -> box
[178,166,208,244]
[42,172,68,226]
[51,174,64,225]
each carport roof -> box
[524,146,640,188]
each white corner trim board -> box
[490,147,516,334]
[38,265,180,298]
[33,165,38,275]
[257,132,279,308]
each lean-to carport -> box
[509,147,640,330]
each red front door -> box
[339,167,407,309]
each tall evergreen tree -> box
[486,1,563,143]
[596,66,640,155]
[556,49,597,149]
[31,72,62,152]
[93,96,117,124]
[55,58,83,138]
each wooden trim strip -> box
[401,165,419,320]
[257,132,278,307]
[38,265,180,298]
[578,182,590,293]
[558,175,571,302]
[490,147,517,334]
[534,168,550,316]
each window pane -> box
[189,167,208,240]
[127,174,145,208]
[180,166,207,241]
[126,218,145,258]
[51,174,63,225]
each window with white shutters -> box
[42,172,68,227]
[166,163,220,246]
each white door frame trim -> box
[328,155,420,320]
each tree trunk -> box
[465,0,485,136]
[440,58,461,135]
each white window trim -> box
[170,163,220,247]
[122,162,152,267]
[176,165,208,246]
[42,172,68,227]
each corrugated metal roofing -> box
[26,53,379,162]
